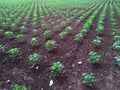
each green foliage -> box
[50,62,63,76]
[61,21,67,27]
[31,29,38,36]
[83,73,96,86]
[20,26,27,33]
[114,56,120,66]
[28,53,40,64]
[59,31,68,39]
[12,84,31,90]
[113,41,120,51]
[88,51,101,64]
[45,40,56,51]
[80,29,88,37]
[4,31,14,39]
[6,48,19,57]
[74,33,84,42]
[41,23,48,29]
[0,45,5,53]
[83,20,92,30]
[0,29,3,36]
[96,25,104,35]
[30,37,39,46]
[93,36,101,46]
[15,34,25,42]
[32,21,38,25]
[65,26,72,33]
[2,22,9,27]
[54,25,59,31]
[113,35,120,41]
[43,30,52,38]
[10,23,17,30]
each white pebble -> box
[78,61,82,65]
[49,80,53,87]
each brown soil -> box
[0,2,120,90]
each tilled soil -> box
[0,2,120,90]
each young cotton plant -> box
[61,21,67,27]
[65,26,72,34]
[74,33,84,43]
[43,30,52,38]
[4,31,14,39]
[30,37,39,46]
[6,48,20,58]
[0,45,5,53]
[0,29,3,37]
[96,25,104,35]
[28,53,40,66]
[20,26,27,33]
[83,72,96,86]
[10,23,17,30]
[50,62,63,77]
[41,23,48,29]
[93,36,102,46]
[59,31,68,39]
[54,25,59,31]
[88,51,101,64]
[80,29,88,37]
[12,84,31,90]
[31,29,38,36]
[114,56,120,66]
[2,22,9,28]
[15,34,25,42]
[113,41,120,51]
[45,40,56,51]
[113,35,120,41]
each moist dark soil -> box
[0,2,120,90]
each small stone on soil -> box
[49,79,53,87]
[6,80,10,84]
[41,88,43,90]
[68,86,72,88]
[35,66,39,70]
[72,64,75,67]
[78,61,82,65]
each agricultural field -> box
[0,0,120,90]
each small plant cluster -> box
[110,4,117,28]
[0,45,5,53]
[12,84,31,90]
[79,4,99,22]
[41,21,48,29]
[96,4,107,35]
[50,62,63,76]
[93,36,102,46]
[112,3,120,67]
[114,56,120,66]
[29,37,39,46]
[0,29,3,37]
[59,26,72,39]
[20,26,27,33]
[28,53,40,65]
[54,25,59,31]
[88,51,101,64]
[31,29,38,36]
[74,4,103,43]
[4,31,14,39]
[15,34,25,42]
[6,48,20,57]
[59,31,68,39]
[43,30,52,38]
[113,41,120,51]
[45,40,56,51]
[83,72,96,86]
